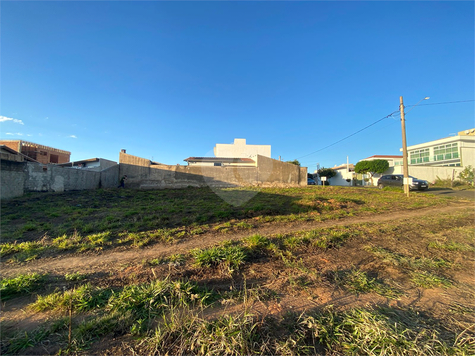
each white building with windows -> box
[405,129,475,168]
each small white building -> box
[214,138,271,158]
[317,164,356,186]
[56,158,117,171]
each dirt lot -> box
[1,187,474,355]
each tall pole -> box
[400,96,410,197]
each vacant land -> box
[1,186,474,355]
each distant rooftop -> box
[363,155,403,159]
[333,163,355,170]
[0,139,71,155]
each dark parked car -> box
[307,178,316,185]
[377,174,429,191]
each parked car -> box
[377,174,429,191]
[307,178,316,185]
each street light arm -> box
[404,97,430,116]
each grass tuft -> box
[191,245,247,273]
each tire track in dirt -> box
[2,203,473,277]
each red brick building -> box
[0,140,71,164]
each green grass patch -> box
[0,273,45,301]
[365,246,452,270]
[140,309,261,356]
[0,241,47,262]
[65,272,88,282]
[31,284,112,313]
[107,279,211,319]
[52,230,112,252]
[334,269,402,299]
[410,271,452,289]
[242,234,270,251]
[191,245,247,273]
[299,306,472,355]
[1,186,449,248]
[428,240,474,252]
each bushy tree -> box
[354,159,389,185]
[286,160,301,166]
[317,167,336,179]
[458,165,474,185]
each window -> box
[214,162,222,167]
[410,148,429,164]
[434,143,458,162]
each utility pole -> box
[399,96,410,197]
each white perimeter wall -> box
[364,166,467,186]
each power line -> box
[295,99,474,161]
[296,110,399,160]
[406,99,474,108]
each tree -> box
[286,159,301,166]
[317,167,336,179]
[354,159,389,185]
[458,165,474,185]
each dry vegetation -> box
[1,186,474,355]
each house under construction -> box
[0,140,70,164]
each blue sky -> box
[1,1,474,171]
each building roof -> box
[406,133,475,151]
[363,155,403,159]
[333,163,355,170]
[0,140,71,155]
[184,157,255,163]
[56,158,100,167]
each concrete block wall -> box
[256,155,307,186]
[119,152,306,189]
[2,158,119,198]
[119,161,259,189]
[404,166,465,184]
[1,160,26,199]
[25,163,101,192]
[100,164,120,189]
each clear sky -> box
[1,1,474,171]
